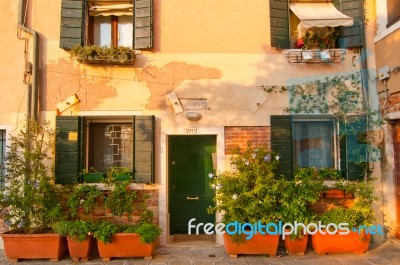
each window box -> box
[82,172,106,183]
[286,49,346,63]
[70,46,136,65]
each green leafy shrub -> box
[67,184,103,217]
[53,220,94,242]
[0,118,65,233]
[208,143,281,224]
[279,167,326,239]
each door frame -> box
[161,127,225,245]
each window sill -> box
[284,49,347,64]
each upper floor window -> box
[60,0,153,50]
[387,0,400,27]
[270,0,364,49]
[88,2,134,48]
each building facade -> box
[0,0,386,247]
[375,0,400,239]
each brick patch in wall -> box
[225,127,271,154]
[380,92,400,114]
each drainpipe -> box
[18,0,39,121]
[359,0,369,109]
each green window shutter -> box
[336,0,364,48]
[55,116,85,184]
[134,0,153,49]
[270,0,290,49]
[339,116,367,180]
[134,115,155,183]
[60,0,85,49]
[271,115,293,179]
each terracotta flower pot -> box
[323,189,354,199]
[0,233,67,262]
[312,230,371,255]
[97,233,154,261]
[223,233,279,258]
[67,236,94,262]
[284,234,308,256]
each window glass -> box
[93,16,112,47]
[293,121,334,168]
[118,15,133,48]
[90,123,133,173]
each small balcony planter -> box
[70,45,136,65]
[312,230,371,255]
[97,233,155,261]
[223,233,279,258]
[1,233,68,262]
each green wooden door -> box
[168,135,216,234]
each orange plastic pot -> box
[312,230,371,255]
[223,233,279,257]
[284,234,308,256]
[67,236,94,261]
[97,233,154,261]
[1,233,67,262]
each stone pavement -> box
[1,239,400,265]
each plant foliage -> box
[0,118,65,233]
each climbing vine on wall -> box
[259,73,363,117]
[259,73,383,166]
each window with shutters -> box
[270,0,364,50]
[55,116,155,184]
[60,0,153,50]
[271,115,365,180]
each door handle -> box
[187,196,199,200]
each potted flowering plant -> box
[208,143,281,257]
[0,118,68,262]
[312,179,376,254]
[279,167,325,256]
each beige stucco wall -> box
[0,0,385,246]
[376,28,400,94]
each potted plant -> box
[0,118,67,262]
[93,211,162,261]
[104,166,133,183]
[279,167,325,256]
[312,179,376,254]
[208,143,281,257]
[81,167,105,183]
[92,175,162,261]
[53,220,95,262]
